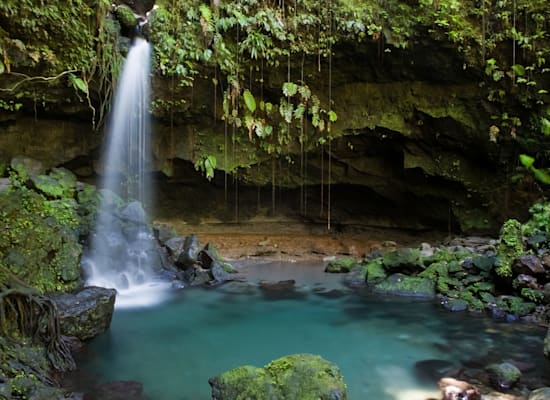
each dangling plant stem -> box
[327,0,333,232]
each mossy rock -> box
[31,168,77,199]
[0,185,83,292]
[325,258,358,273]
[418,261,449,280]
[10,157,45,181]
[115,4,138,30]
[381,248,422,271]
[364,259,387,284]
[486,362,522,390]
[374,273,436,298]
[495,295,536,317]
[496,219,524,278]
[0,336,64,400]
[209,353,347,400]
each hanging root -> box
[0,286,76,373]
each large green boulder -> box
[209,353,347,400]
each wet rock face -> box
[49,286,116,341]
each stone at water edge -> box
[49,286,116,341]
[209,353,347,400]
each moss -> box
[115,4,138,30]
[211,354,347,400]
[0,336,64,400]
[0,180,83,292]
[381,248,422,270]
[364,259,387,283]
[496,219,524,278]
[520,288,544,303]
[496,296,536,316]
[419,261,449,280]
[31,168,77,199]
[325,258,358,273]
[374,273,435,298]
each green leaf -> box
[282,82,298,97]
[511,64,525,76]
[519,154,535,168]
[243,89,256,112]
[70,75,88,94]
[0,61,4,75]
[532,167,550,185]
[328,110,338,122]
[542,118,550,136]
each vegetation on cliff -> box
[149,0,550,175]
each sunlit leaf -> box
[532,167,550,185]
[511,64,525,76]
[519,154,535,168]
[243,89,256,112]
[282,82,298,97]
[69,74,88,94]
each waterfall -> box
[84,37,171,308]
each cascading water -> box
[84,37,171,308]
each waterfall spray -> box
[84,37,171,308]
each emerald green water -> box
[70,261,548,400]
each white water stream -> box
[84,38,171,308]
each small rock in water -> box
[486,362,522,390]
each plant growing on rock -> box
[495,219,524,278]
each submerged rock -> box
[486,362,522,390]
[50,286,116,340]
[92,380,144,400]
[209,353,347,400]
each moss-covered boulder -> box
[486,362,522,390]
[325,258,358,273]
[381,248,423,272]
[209,353,347,400]
[373,273,436,298]
[0,181,83,292]
[364,259,387,284]
[31,168,77,199]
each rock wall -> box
[0,4,542,234]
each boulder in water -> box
[486,362,522,390]
[209,353,347,400]
[49,286,116,340]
